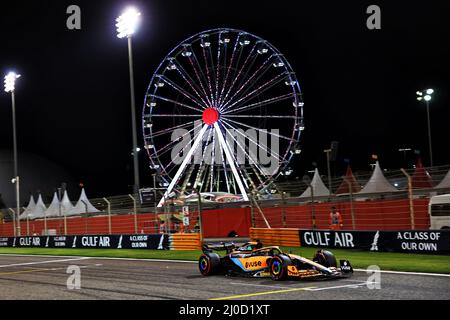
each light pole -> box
[4,71,21,236]
[416,88,434,167]
[193,188,203,241]
[323,148,332,196]
[398,147,412,168]
[116,7,141,196]
[152,173,157,213]
[303,175,316,229]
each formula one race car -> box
[198,241,353,280]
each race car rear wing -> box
[202,240,264,254]
[202,242,237,254]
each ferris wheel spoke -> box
[157,124,209,207]
[220,124,281,190]
[219,44,257,111]
[232,50,260,102]
[219,123,269,184]
[150,114,201,117]
[214,36,225,107]
[146,121,192,139]
[172,60,211,108]
[216,134,231,194]
[223,117,295,142]
[219,54,274,111]
[149,94,204,113]
[213,122,249,200]
[188,51,214,106]
[220,42,228,103]
[220,120,282,180]
[223,114,297,119]
[153,122,203,158]
[209,130,216,193]
[156,77,207,111]
[206,46,218,105]
[222,71,287,112]
[220,118,283,163]
[173,126,213,188]
[201,46,216,105]
[192,127,214,189]
[218,45,245,108]
[217,33,241,108]
[227,54,277,104]
[222,92,294,115]
[227,48,243,101]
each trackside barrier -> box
[0,234,170,250]
[0,233,202,251]
[170,233,202,250]
[250,228,450,254]
[249,228,301,247]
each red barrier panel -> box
[0,212,160,237]
[0,199,431,237]
[250,199,429,231]
[201,207,252,238]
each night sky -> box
[1,0,449,199]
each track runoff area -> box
[0,254,449,301]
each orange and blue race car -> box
[199,241,353,280]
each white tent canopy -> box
[19,195,35,220]
[61,190,74,216]
[68,188,100,216]
[435,168,450,189]
[28,194,47,220]
[359,161,398,194]
[44,192,61,218]
[300,168,330,198]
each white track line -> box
[1,254,449,277]
[0,257,90,268]
[304,282,370,291]
[354,268,450,278]
[341,279,371,283]
[229,282,293,289]
[0,254,195,264]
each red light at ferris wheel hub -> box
[202,107,219,125]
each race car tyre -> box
[199,252,221,276]
[313,250,337,268]
[269,255,290,281]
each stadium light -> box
[4,71,22,236]
[416,88,434,167]
[116,7,142,195]
[115,7,141,38]
[4,72,21,92]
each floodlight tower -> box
[416,88,434,167]
[4,71,21,236]
[116,7,142,195]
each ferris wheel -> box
[142,28,304,207]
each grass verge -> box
[0,247,201,261]
[0,247,449,274]
[281,247,450,274]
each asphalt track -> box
[0,254,449,300]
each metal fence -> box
[1,165,449,236]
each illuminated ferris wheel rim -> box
[142,28,304,206]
